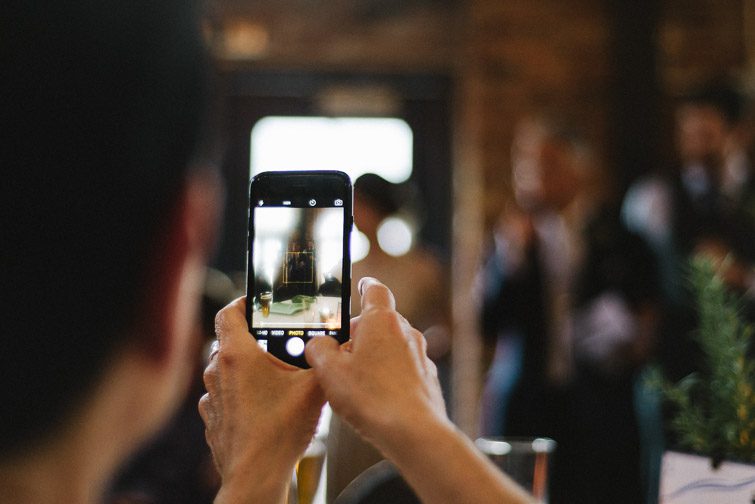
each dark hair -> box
[0,0,211,456]
[355,174,402,217]
[682,81,746,125]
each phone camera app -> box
[251,206,344,334]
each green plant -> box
[655,256,755,466]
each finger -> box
[305,335,342,370]
[214,296,250,346]
[414,329,428,356]
[406,329,429,367]
[349,315,361,337]
[198,393,212,426]
[305,337,349,411]
[261,348,307,372]
[214,298,308,371]
[202,362,218,395]
[358,277,396,312]
[207,340,220,362]
[341,339,353,353]
[425,357,439,380]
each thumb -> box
[305,335,342,371]
[306,336,353,416]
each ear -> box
[136,169,224,363]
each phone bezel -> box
[246,170,352,368]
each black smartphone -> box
[246,170,352,367]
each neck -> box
[0,345,167,503]
[0,420,115,503]
[0,458,102,504]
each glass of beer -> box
[475,437,556,503]
[259,291,272,318]
[296,438,326,504]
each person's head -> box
[353,174,402,237]
[675,82,745,168]
[511,115,589,213]
[1,0,218,461]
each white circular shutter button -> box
[286,337,305,357]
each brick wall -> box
[461,0,612,228]
[452,0,747,432]
[210,0,750,432]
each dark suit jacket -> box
[481,205,659,504]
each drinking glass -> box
[296,438,326,504]
[259,291,272,317]
[475,436,556,503]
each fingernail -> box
[358,277,367,296]
[207,340,220,363]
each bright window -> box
[250,116,413,183]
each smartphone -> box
[246,170,352,367]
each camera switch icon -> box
[309,199,317,206]
[334,199,343,207]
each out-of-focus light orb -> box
[377,217,413,257]
[352,229,370,263]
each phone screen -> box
[246,171,352,367]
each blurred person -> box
[2,4,535,504]
[350,174,449,354]
[623,81,755,390]
[327,173,451,500]
[351,174,451,364]
[479,115,659,503]
[0,1,226,502]
[622,81,755,503]
[623,81,755,311]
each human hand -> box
[199,297,325,503]
[305,278,448,454]
[307,279,535,504]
